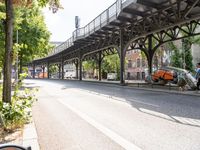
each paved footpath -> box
[25,79,200,150]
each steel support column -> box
[58,64,61,79]
[75,59,79,79]
[32,64,35,79]
[120,29,125,85]
[79,55,83,81]
[147,35,153,75]
[61,59,64,79]
[98,51,102,81]
[47,62,50,79]
[42,65,45,78]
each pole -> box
[33,64,35,79]
[98,51,102,81]
[61,59,64,79]
[58,64,61,79]
[182,39,186,69]
[120,29,125,85]
[79,56,82,81]
[147,35,153,75]
[15,30,18,82]
[47,62,50,79]
[75,60,79,79]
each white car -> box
[107,73,117,80]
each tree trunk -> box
[3,0,14,103]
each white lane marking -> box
[58,99,142,150]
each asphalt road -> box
[26,79,200,150]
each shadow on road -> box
[31,79,200,128]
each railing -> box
[72,1,120,41]
[47,0,135,57]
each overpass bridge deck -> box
[34,0,200,63]
[32,0,200,84]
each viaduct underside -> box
[32,0,200,84]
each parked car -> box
[107,73,117,80]
[64,71,76,79]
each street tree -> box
[82,53,120,79]
[15,5,51,74]
[182,38,193,72]
[167,41,182,68]
[83,60,96,77]
[102,54,120,79]
[0,0,61,103]
[167,28,200,72]
[0,2,5,79]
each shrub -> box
[0,73,37,130]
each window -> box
[142,59,146,67]
[137,72,140,80]
[137,59,140,67]
[127,72,130,79]
[142,72,145,79]
[128,60,132,68]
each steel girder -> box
[123,0,200,48]
[124,20,200,74]
[32,0,200,78]
[33,0,200,64]
[127,20,200,55]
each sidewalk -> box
[23,121,40,150]
[0,121,40,150]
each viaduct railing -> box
[48,0,135,57]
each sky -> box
[42,0,116,42]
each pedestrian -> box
[195,62,200,90]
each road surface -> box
[26,79,200,150]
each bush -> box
[0,73,37,130]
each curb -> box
[80,80,200,97]
[23,121,40,150]
[127,85,200,97]
[30,79,200,97]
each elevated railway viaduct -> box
[32,0,200,84]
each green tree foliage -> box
[102,54,120,79]
[37,0,62,13]
[167,41,182,68]
[102,54,120,73]
[178,26,200,72]
[14,4,52,73]
[82,54,120,80]
[1,0,60,103]
[182,38,193,72]
[49,65,58,75]
[82,59,97,78]
[83,60,96,72]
